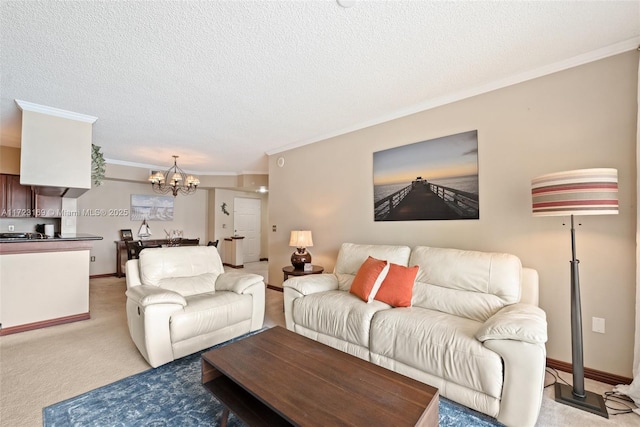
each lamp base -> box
[554,383,608,418]
[291,249,311,270]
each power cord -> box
[543,367,637,416]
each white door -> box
[234,197,261,263]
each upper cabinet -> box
[1,174,33,217]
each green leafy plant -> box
[91,144,106,187]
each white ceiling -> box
[1,1,639,175]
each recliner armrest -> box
[125,285,187,307]
[475,303,547,344]
[125,259,142,289]
[215,272,265,294]
[284,274,339,295]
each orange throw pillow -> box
[374,263,419,307]
[349,256,390,302]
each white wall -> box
[268,52,638,377]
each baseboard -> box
[0,312,91,336]
[546,357,632,386]
[223,263,244,269]
[266,284,283,292]
[90,273,118,279]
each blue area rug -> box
[44,330,503,426]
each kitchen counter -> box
[0,234,102,335]
[0,234,102,254]
[0,233,102,243]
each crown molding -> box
[267,37,640,156]
[105,158,240,176]
[15,99,98,124]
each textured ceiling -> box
[1,1,639,175]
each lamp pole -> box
[554,213,608,417]
[569,214,585,398]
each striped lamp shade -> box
[531,168,618,217]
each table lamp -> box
[289,230,313,270]
[531,168,618,418]
[138,219,151,239]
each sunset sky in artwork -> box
[373,130,478,185]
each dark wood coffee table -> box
[202,326,439,426]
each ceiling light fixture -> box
[148,155,200,197]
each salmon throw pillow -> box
[374,263,419,307]
[349,256,390,303]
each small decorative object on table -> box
[164,229,183,246]
[120,229,133,241]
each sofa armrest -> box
[125,285,187,308]
[216,272,265,294]
[483,339,546,427]
[476,303,547,427]
[283,274,339,331]
[284,274,339,295]
[475,303,547,344]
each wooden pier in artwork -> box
[374,178,479,221]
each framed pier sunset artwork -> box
[373,130,479,221]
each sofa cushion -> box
[370,307,504,399]
[349,256,390,302]
[170,291,252,343]
[139,246,224,289]
[410,246,522,322]
[292,290,390,348]
[335,243,411,291]
[374,264,419,307]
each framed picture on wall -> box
[373,130,479,221]
[120,229,133,241]
[130,194,174,221]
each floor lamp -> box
[531,168,618,418]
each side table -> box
[282,265,324,281]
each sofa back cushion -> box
[335,243,411,291]
[139,246,224,296]
[410,246,522,322]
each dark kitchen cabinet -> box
[34,194,62,217]
[1,174,33,217]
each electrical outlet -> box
[272,225,277,232]
[8,225,14,231]
[592,317,605,334]
[90,256,96,262]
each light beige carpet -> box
[1,267,638,426]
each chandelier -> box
[148,155,200,197]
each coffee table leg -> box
[220,407,230,427]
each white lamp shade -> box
[531,168,618,217]
[289,230,313,248]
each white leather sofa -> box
[284,243,547,427]
[125,246,265,368]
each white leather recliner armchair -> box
[125,245,265,368]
